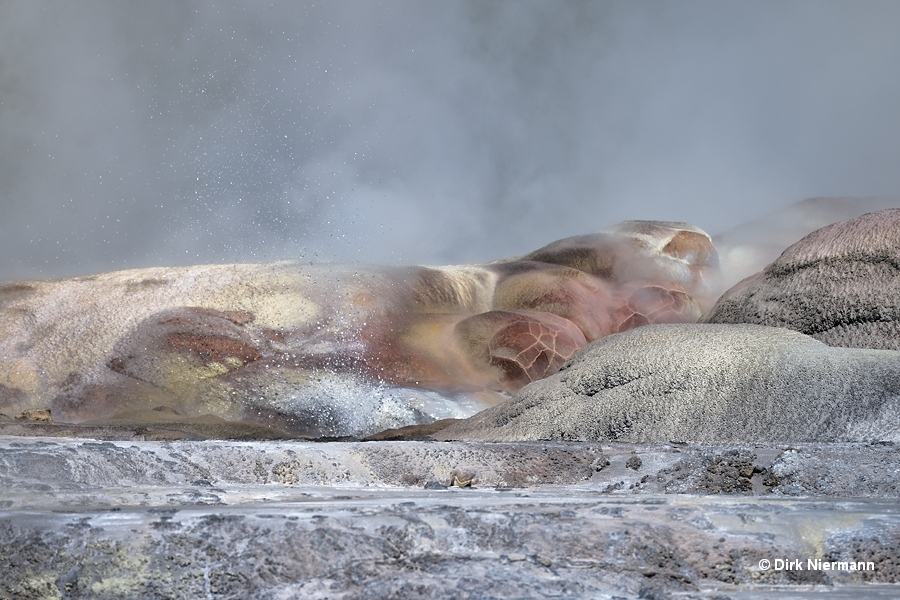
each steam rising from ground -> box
[3,1,900,280]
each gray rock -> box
[2,436,900,599]
[434,323,900,443]
[8,488,900,599]
[705,208,900,350]
[0,438,605,499]
[712,196,900,291]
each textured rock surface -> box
[1,436,899,599]
[0,221,717,438]
[713,196,900,290]
[5,204,900,598]
[705,208,900,350]
[435,323,900,443]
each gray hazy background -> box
[2,1,900,280]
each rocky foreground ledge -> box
[2,435,899,599]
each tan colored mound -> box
[0,221,718,437]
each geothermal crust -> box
[435,322,900,443]
[706,207,900,350]
[0,220,717,437]
[2,202,900,599]
[2,436,900,599]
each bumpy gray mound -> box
[434,323,900,443]
[712,196,900,290]
[704,208,900,350]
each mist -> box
[2,1,900,280]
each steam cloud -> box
[2,1,900,280]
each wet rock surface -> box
[1,435,898,599]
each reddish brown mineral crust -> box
[166,333,262,365]
[0,220,719,431]
[485,311,587,390]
